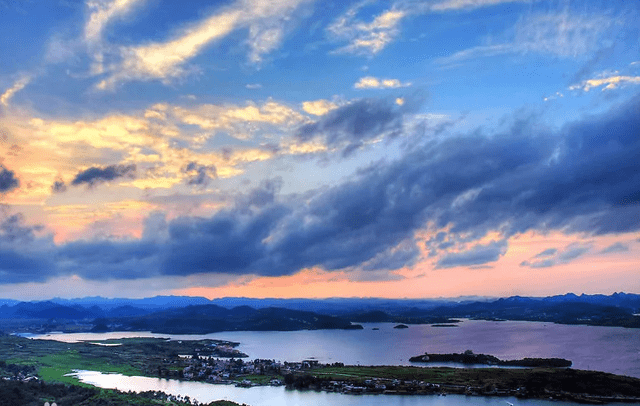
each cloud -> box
[296,96,419,156]
[97,0,314,89]
[328,0,531,56]
[302,99,339,116]
[51,179,67,193]
[328,5,406,55]
[0,165,19,192]
[84,0,148,44]
[0,213,43,244]
[535,248,557,258]
[168,100,305,136]
[0,213,55,283]
[354,76,411,89]
[429,0,531,12]
[6,93,640,283]
[600,242,629,254]
[438,10,617,65]
[570,75,640,92]
[557,243,591,262]
[17,100,298,195]
[72,164,136,187]
[236,178,283,209]
[184,162,217,187]
[0,75,31,107]
[436,240,508,268]
[521,243,592,268]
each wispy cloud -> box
[438,10,617,65]
[85,0,148,44]
[429,0,531,12]
[521,243,592,268]
[436,239,508,268]
[97,0,314,89]
[328,0,530,56]
[600,242,629,254]
[84,0,149,75]
[0,75,31,107]
[354,76,411,89]
[328,5,406,55]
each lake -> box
[34,320,640,378]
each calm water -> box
[71,370,640,406]
[34,320,640,378]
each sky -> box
[0,0,639,300]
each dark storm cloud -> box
[7,94,640,282]
[71,164,136,186]
[0,213,55,283]
[57,239,160,280]
[236,178,283,209]
[436,240,508,268]
[0,165,19,192]
[0,250,54,283]
[296,96,420,156]
[0,213,43,243]
[360,242,421,272]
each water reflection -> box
[72,370,639,406]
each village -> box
[173,354,325,387]
[172,354,522,395]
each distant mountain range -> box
[0,293,638,333]
[93,305,363,334]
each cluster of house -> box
[1,371,38,383]
[176,356,329,386]
[0,363,38,383]
[179,356,284,384]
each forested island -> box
[409,350,572,368]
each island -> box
[393,324,409,329]
[409,350,572,368]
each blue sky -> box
[0,0,639,299]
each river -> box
[69,370,640,406]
